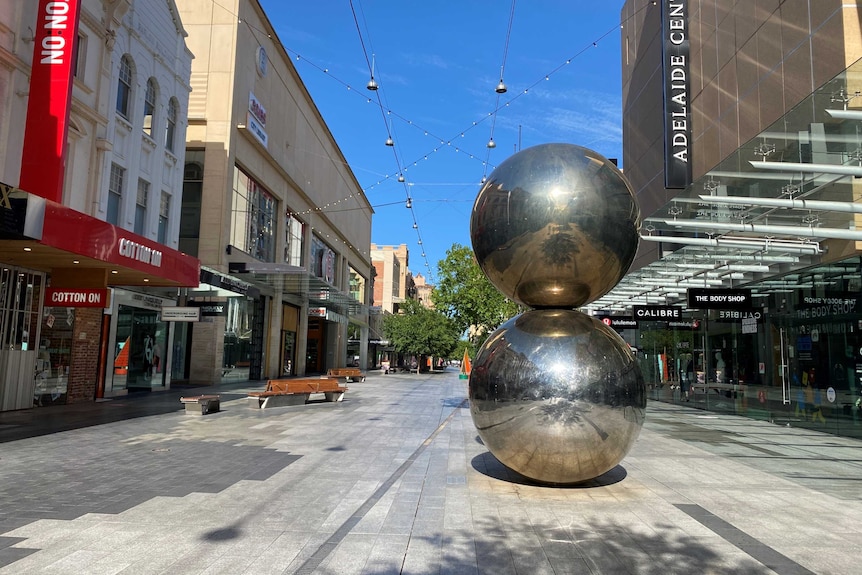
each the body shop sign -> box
[662,0,691,189]
[45,287,109,308]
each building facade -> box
[174,0,373,381]
[0,0,200,411]
[607,0,862,437]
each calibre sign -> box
[633,305,683,319]
[662,0,691,189]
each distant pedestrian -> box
[681,357,694,401]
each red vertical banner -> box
[19,0,81,203]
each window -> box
[311,235,336,284]
[143,78,156,137]
[165,98,178,152]
[230,167,275,261]
[73,32,86,79]
[284,213,304,266]
[116,55,132,118]
[179,151,204,256]
[135,179,149,235]
[107,163,124,225]
[158,191,170,244]
[350,267,366,303]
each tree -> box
[432,243,521,343]
[382,298,461,360]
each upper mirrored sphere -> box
[470,143,641,308]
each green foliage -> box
[431,243,521,343]
[381,299,461,358]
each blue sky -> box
[259,1,626,282]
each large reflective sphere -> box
[470,143,640,308]
[470,309,645,484]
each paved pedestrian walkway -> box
[1,369,861,574]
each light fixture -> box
[640,233,822,255]
[143,278,149,282]
[697,194,862,214]
[385,137,394,147]
[405,198,412,208]
[72,260,80,264]
[23,247,32,252]
[367,54,378,90]
[750,160,862,177]
[111,270,118,274]
[496,80,507,94]
[412,223,417,229]
[487,138,496,149]
[662,218,862,241]
[398,174,405,182]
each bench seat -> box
[326,368,366,382]
[248,378,348,408]
[180,394,220,415]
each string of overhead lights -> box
[216,0,659,282]
[235,17,374,264]
[348,0,436,278]
[482,0,517,182]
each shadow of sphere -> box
[469,309,645,485]
[470,143,640,308]
[471,451,628,488]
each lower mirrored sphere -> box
[469,309,646,484]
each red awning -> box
[1,189,200,287]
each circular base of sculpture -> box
[469,309,646,484]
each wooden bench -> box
[248,378,348,408]
[326,367,366,382]
[180,394,220,415]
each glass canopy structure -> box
[583,58,862,314]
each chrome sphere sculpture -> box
[469,143,645,484]
[470,143,640,308]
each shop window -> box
[284,212,304,266]
[231,166,275,261]
[311,235,336,284]
[179,152,203,256]
[350,267,366,303]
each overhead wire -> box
[207,0,659,278]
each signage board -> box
[661,0,692,189]
[633,305,683,320]
[189,301,227,317]
[45,287,110,308]
[160,307,201,322]
[687,288,752,309]
[599,316,638,329]
[20,0,81,203]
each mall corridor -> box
[0,369,860,574]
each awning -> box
[228,261,368,317]
[0,188,200,287]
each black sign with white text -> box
[662,0,692,189]
[687,288,752,310]
[633,305,683,320]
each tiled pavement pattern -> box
[1,371,861,574]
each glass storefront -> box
[107,290,172,395]
[637,257,862,440]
